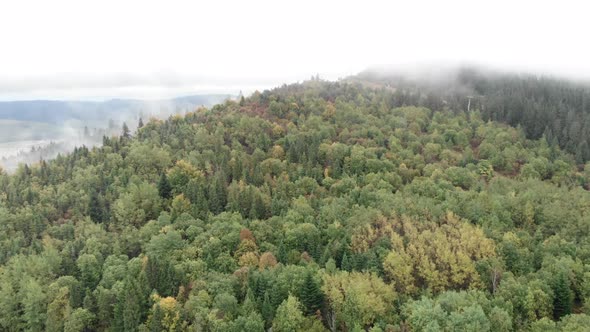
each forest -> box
[0,78,589,331]
[356,67,590,163]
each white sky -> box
[0,0,589,100]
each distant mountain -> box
[0,94,232,127]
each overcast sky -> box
[0,0,589,100]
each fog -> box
[2,1,590,101]
[0,73,271,101]
[0,95,231,172]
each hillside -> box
[0,94,232,170]
[0,79,589,331]
[355,66,590,163]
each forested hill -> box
[1,79,590,331]
[355,67,590,163]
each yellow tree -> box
[386,212,496,293]
[383,233,415,295]
[322,271,396,330]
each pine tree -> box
[121,122,131,140]
[147,304,165,332]
[192,181,209,220]
[208,173,227,215]
[138,118,144,129]
[112,296,125,332]
[261,291,274,329]
[552,271,573,319]
[270,283,287,311]
[83,289,97,315]
[341,252,352,272]
[276,241,288,264]
[122,278,143,332]
[88,190,104,223]
[145,256,178,298]
[299,271,324,316]
[241,289,257,316]
[249,192,266,220]
[114,278,146,332]
[157,173,172,199]
[366,250,382,274]
[39,160,49,184]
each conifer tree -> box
[147,304,165,332]
[208,173,227,215]
[157,173,172,200]
[552,272,573,319]
[299,271,324,315]
[121,122,131,140]
[276,242,288,264]
[145,256,178,298]
[341,252,352,272]
[82,289,97,320]
[113,278,144,332]
[88,190,104,223]
[261,291,274,329]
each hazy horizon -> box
[4,62,590,102]
[2,1,590,101]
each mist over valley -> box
[0,94,231,170]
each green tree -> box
[46,287,71,332]
[229,312,265,332]
[64,308,95,332]
[553,271,573,319]
[113,182,161,227]
[341,252,352,272]
[261,291,274,328]
[145,256,179,297]
[447,305,491,332]
[272,295,306,332]
[88,189,105,223]
[114,277,145,332]
[209,173,227,215]
[158,173,173,199]
[170,194,191,220]
[558,314,590,331]
[0,278,21,331]
[299,271,324,316]
[77,254,102,291]
[21,278,47,332]
[121,122,131,140]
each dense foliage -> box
[357,67,590,163]
[1,79,590,331]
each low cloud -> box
[0,72,284,101]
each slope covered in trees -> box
[0,79,590,331]
[356,67,590,163]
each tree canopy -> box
[0,78,589,331]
